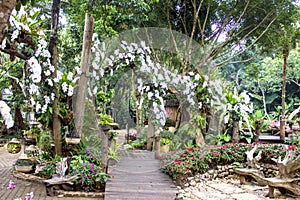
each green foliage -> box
[99,114,113,125]
[36,129,52,151]
[36,154,61,179]
[81,131,102,155]
[5,143,21,154]
[217,131,231,146]
[286,132,300,145]
[159,130,174,145]
[70,151,109,192]
[96,89,115,114]
[36,161,56,179]
[108,143,119,161]
[159,143,300,182]
[238,48,300,117]
[171,123,195,149]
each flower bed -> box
[159,142,300,185]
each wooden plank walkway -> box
[105,150,177,200]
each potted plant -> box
[159,130,173,153]
[14,154,35,173]
[99,113,114,131]
[6,138,21,154]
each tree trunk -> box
[253,120,261,142]
[101,129,109,173]
[74,14,94,137]
[232,120,239,142]
[49,0,62,155]
[0,0,17,44]
[280,47,289,141]
[131,69,140,133]
[195,133,205,146]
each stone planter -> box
[7,138,21,154]
[160,144,170,153]
[15,165,33,173]
[25,133,35,140]
[65,137,81,145]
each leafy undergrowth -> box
[159,142,300,184]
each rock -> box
[184,183,189,187]
[190,180,196,186]
[208,170,214,175]
[177,193,184,199]
[196,182,202,188]
[213,173,217,179]
[228,174,236,179]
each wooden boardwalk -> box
[105,150,177,200]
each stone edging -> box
[56,190,104,198]
[180,163,278,188]
[12,170,105,198]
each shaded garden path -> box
[105,149,178,200]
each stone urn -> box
[7,138,21,154]
[15,154,35,173]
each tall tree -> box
[48,0,62,155]
[144,0,299,145]
[74,13,94,138]
[0,0,17,44]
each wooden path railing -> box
[105,150,177,200]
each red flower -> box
[288,145,295,151]
[222,144,228,149]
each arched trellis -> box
[83,27,225,144]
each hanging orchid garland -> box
[90,38,201,127]
[0,7,80,128]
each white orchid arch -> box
[87,28,225,137]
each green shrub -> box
[159,142,300,182]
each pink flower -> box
[7,180,16,190]
[24,192,34,200]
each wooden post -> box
[101,128,109,174]
[268,186,275,198]
[280,117,287,141]
[74,14,94,137]
[232,120,240,142]
[49,0,62,155]
[154,136,161,159]
[280,47,289,141]
[147,116,154,150]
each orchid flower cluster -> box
[224,88,253,123]
[91,38,199,126]
[0,101,14,128]
[3,8,80,121]
[7,180,34,200]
